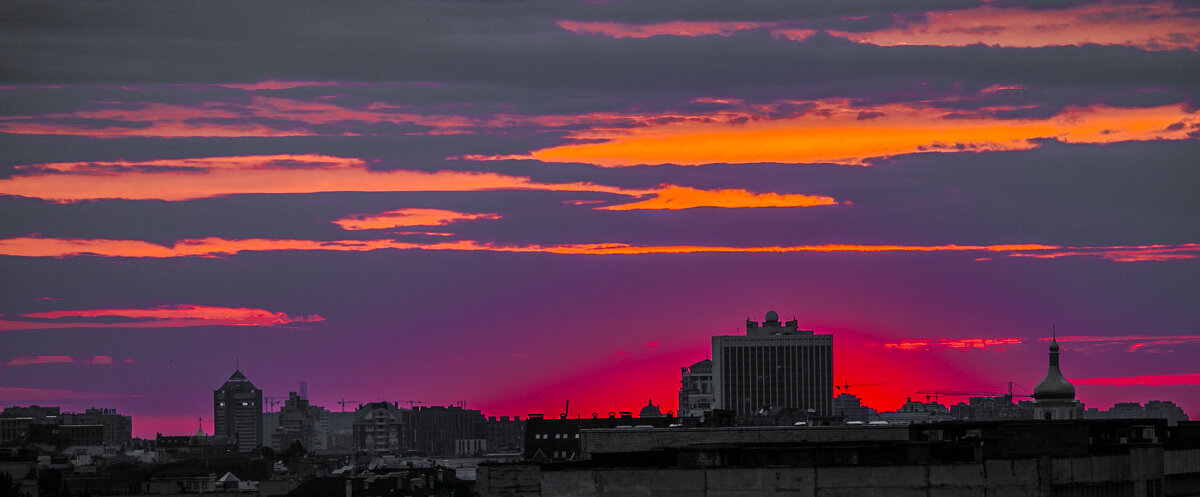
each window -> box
[219,402,225,407]
[574,434,579,439]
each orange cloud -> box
[1,235,1194,262]
[1073,373,1200,386]
[0,304,325,331]
[0,235,1051,258]
[1,154,840,211]
[598,186,837,210]
[513,102,1197,166]
[0,154,634,202]
[830,2,1200,51]
[333,208,502,230]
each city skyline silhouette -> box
[3,0,1199,438]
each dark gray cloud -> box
[4,1,1197,104]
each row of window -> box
[533,433,579,439]
[216,401,256,407]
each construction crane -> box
[396,400,423,408]
[336,399,360,412]
[917,382,1032,403]
[834,381,886,392]
[264,396,285,412]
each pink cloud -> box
[884,337,1023,351]
[0,304,325,331]
[1005,244,1200,262]
[1051,334,1200,353]
[0,386,139,401]
[6,355,74,366]
[1073,373,1200,386]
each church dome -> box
[639,398,663,418]
[765,310,779,322]
[1033,340,1076,401]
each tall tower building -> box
[1032,334,1082,420]
[711,311,833,417]
[214,370,263,452]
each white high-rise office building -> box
[711,311,833,417]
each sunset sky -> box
[2,0,1199,437]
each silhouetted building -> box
[523,413,677,462]
[639,399,664,418]
[678,359,713,417]
[353,401,406,455]
[1,405,60,444]
[946,396,1036,421]
[328,410,356,451]
[408,405,486,456]
[1085,400,1190,425]
[2,405,130,447]
[262,411,279,448]
[59,408,132,446]
[876,397,954,424]
[213,369,263,452]
[1032,336,1082,420]
[274,391,326,451]
[712,311,833,417]
[486,416,525,454]
[155,433,238,457]
[832,394,876,423]
[482,418,1200,497]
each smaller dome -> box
[639,398,663,418]
[765,310,779,322]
